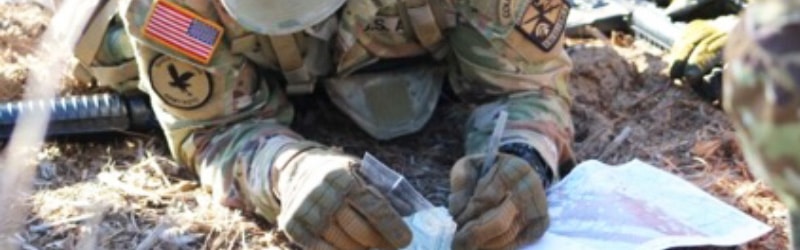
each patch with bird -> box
[148,54,212,109]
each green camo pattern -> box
[723,1,800,248]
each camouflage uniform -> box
[723,0,800,249]
[77,0,574,248]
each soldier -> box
[722,1,800,249]
[75,0,575,248]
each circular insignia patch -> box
[148,55,212,109]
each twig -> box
[227,227,240,250]
[99,229,125,249]
[692,157,713,172]
[627,83,670,111]
[143,157,171,187]
[135,223,169,250]
[74,209,104,250]
[14,233,39,250]
[599,126,633,159]
[97,172,159,199]
[241,224,248,250]
[29,213,96,233]
[97,172,195,200]
[656,154,678,172]
[129,211,140,232]
[160,228,202,247]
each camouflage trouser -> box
[723,1,800,248]
[114,0,574,223]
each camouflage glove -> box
[273,147,412,249]
[669,17,736,103]
[449,153,549,250]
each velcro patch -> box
[515,0,570,52]
[143,0,224,65]
[149,55,213,109]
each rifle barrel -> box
[630,5,685,50]
[0,93,156,138]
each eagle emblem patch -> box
[149,55,212,109]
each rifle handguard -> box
[0,93,157,138]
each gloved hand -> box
[449,153,549,250]
[273,148,412,249]
[669,17,736,103]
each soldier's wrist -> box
[268,138,325,199]
[499,143,554,188]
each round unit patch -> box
[149,55,212,109]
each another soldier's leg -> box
[71,0,139,92]
[446,0,574,249]
[117,1,410,249]
[723,2,800,249]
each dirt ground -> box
[0,2,789,250]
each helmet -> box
[220,0,346,35]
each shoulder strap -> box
[401,0,454,54]
[267,34,315,94]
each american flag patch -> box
[143,0,223,64]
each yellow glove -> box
[449,153,549,250]
[669,17,736,103]
[670,19,727,83]
[273,148,412,249]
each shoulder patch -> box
[142,0,223,65]
[515,0,570,52]
[149,55,213,109]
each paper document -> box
[364,155,771,249]
[523,160,772,250]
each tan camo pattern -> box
[723,1,800,248]
[111,0,574,232]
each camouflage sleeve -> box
[449,0,575,183]
[117,0,325,223]
[723,0,800,244]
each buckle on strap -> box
[400,0,455,53]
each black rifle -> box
[0,92,158,139]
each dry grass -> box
[24,138,293,249]
[0,2,788,249]
[0,2,48,101]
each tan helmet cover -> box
[220,0,346,35]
